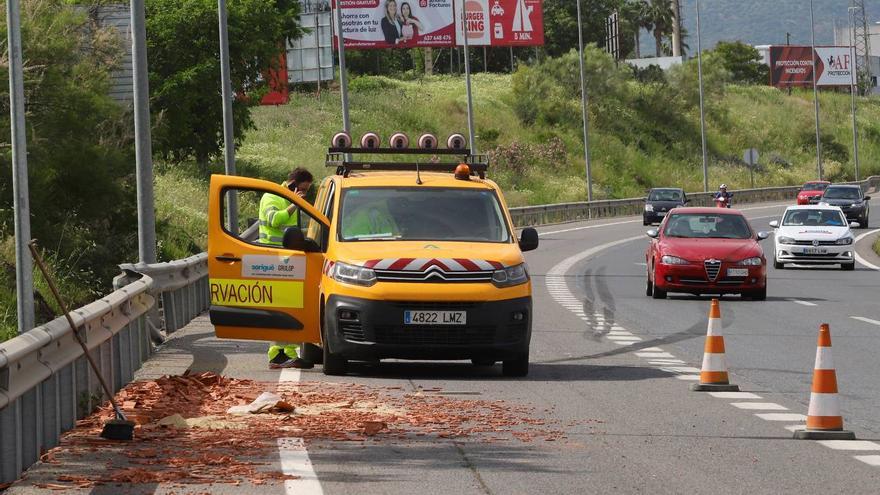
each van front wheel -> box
[502,352,529,377]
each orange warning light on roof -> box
[454,163,471,180]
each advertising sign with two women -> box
[332,0,543,49]
[333,0,456,49]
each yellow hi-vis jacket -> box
[258,188,298,246]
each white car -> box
[769,205,858,270]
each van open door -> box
[207,175,330,343]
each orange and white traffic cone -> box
[794,323,855,440]
[691,299,739,392]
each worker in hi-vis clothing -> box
[259,167,315,369]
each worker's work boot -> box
[268,346,314,369]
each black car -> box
[819,185,871,227]
[644,188,688,225]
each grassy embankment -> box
[873,236,880,257]
[155,73,880,262]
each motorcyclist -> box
[713,184,733,208]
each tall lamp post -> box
[576,0,593,202]
[848,6,861,181]
[809,0,823,180]
[695,0,709,192]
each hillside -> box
[153,72,880,263]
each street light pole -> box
[131,0,157,264]
[696,0,709,192]
[849,6,861,181]
[218,0,238,231]
[809,0,823,180]
[461,5,477,154]
[6,0,34,333]
[576,0,593,201]
[334,2,351,135]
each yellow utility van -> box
[207,133,539,376]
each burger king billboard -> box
[454,0,544,47]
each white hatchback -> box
[769,205,858,270]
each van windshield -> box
[339,187,511,243]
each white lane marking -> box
[854,229,880,270]
[817,440,880,451]
[606,335,643,341]
[279,438,324,495]
[784,425,806,432]
[708,392,763,399]
[278,367,323,494]
[540,219,643,237]
[850,316,880,327]
[788,299,817,307]
[658,366,701,373]
[731,402,788,411]
[648,359,686,365]
[612,341,636,346]
[755,413,807,421]
[607,331,633,336]
[639,347,665,352]
[538,202,790,237]
[635,352,676,358]
[634,262,647,266]
[675,375,700,381]
[853,455,880,466]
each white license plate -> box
[727,268,749,277]
[404,310,467,325]
[803,247,827,255]
[657,211,667,217]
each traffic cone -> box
[794,324,855,440]
[691,299,739,392]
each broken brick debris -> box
[26,372,564,490]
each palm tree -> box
[622,0,647,58]
[644,0,673,57]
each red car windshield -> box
[802,183,829,192]
[664,213,752,239]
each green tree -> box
[643,0,673,57]
[0,0,136,336]
[712,41,769,85]
[145,0,303,164]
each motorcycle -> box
[714,195,733,208]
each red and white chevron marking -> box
[363,258,504,272]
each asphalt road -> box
[7,200,880,494]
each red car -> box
[796,181,830,205]
[645,208,769,300]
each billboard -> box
[287,4,334,84]
[332,0,455,49]
[770,45,855,88]
[454,0,544,47]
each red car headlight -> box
[661,255,690,265]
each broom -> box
[28,240,135,441]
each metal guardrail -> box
[0,254,210,484]
[116,253,209,335]
[509,176,880,227]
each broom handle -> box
[28,241,125,418]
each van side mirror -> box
[519,228,539,252]
[283,227,319,252]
